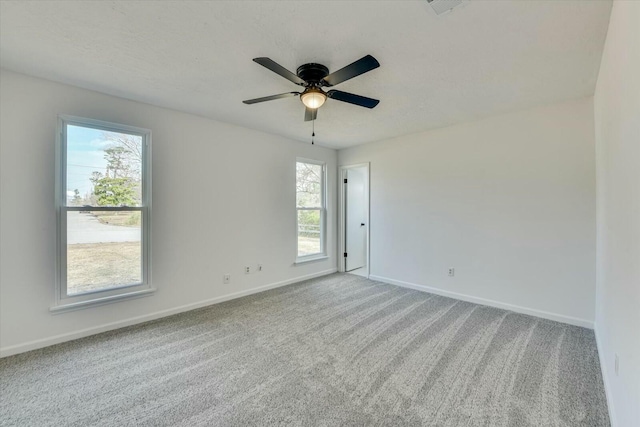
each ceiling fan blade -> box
[327,90,380,109]
[243,92,300,104]
[253,58,306,86]
[321,55,380,87]
[304,107,318,122]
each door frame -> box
[338,163,370,277]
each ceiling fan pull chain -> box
[312,119,315,145]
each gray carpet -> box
[0,274,610,426]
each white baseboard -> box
[0,268,337,358]
[594,324,617,427]
[369,275,594,329]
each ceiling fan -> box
[243,55,380,121]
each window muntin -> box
[55,116,152,309]
[296,160,326,259]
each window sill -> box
[295,255,329,265]
[50,288,156,314]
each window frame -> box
[295,158,327,263]
[52,115,153,313]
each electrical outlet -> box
[258,264,263,272]
[223,274,230,284]
[245,266,251,274]
[615,354,619,376]
[448,268,455,277]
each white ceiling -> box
[0,1,612,149]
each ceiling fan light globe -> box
[301,90,327,109]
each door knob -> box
[360,223,365,226]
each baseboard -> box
[594,324,617,427]
[369,275,594,329]
[0,268,337,358]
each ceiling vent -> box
[426,0,466,15]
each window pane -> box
[296,162,322,207]
[66,125,142,207]
[66,210,141,295]
[298,209,321,256]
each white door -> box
[345,167,367,271]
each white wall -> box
[0,70,337,356]
[593,1,640,425]
[339,98,596,326]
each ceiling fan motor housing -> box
[296,63,329,85]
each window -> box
[296,159,326,260]
[53,116,152,311]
